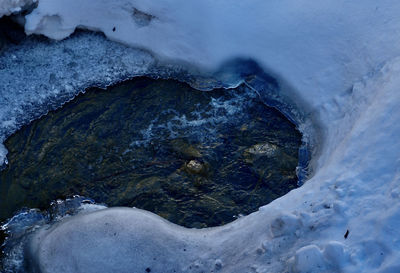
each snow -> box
[293,245,327,273]
[1,0,400,272]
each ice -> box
[0,32,155,169]
[1,34,293,170]
[27,208,213,273]
[1,0,400,272]
[0,0,35,17]
[0,196,106,272]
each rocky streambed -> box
[0,77,301,228]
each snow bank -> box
[1,0,399,272]
[0,0,35,17]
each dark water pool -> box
[0,77,301,228]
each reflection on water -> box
[0,77,301,228]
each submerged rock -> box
[185,160,205,174]
[170,139,202,158]
[245,142,277,157]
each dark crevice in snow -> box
[132,7,156,27]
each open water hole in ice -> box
[0,77,301,232]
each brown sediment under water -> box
[0,77,302,228]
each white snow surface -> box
[5,0,400,272]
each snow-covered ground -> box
[1,0,400,272]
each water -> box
[0,77,301,229]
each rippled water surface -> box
[0,77,301,229]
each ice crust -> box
[0,32,155,168]
[1,0,400,272]
[0,0,35,17]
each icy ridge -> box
[1,196,106,272]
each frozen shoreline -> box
[1,0,400,272]
[0,31,313,175]
[22,58,400,273]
